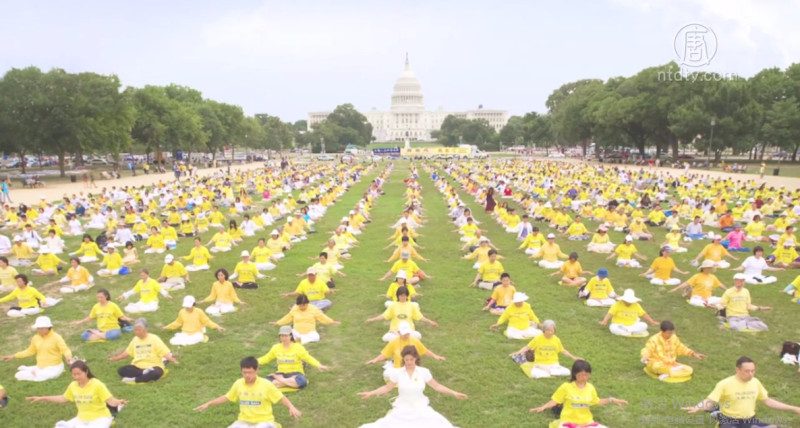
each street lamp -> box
[707,119,716,167]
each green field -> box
[1,160,800,427]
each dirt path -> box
[5,162,266,205]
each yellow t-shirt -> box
[125,333,170,369]
[490,285,516,307]
[66,266,91,286]
[160,262,188,279]
[527,334,564,365]
[102,253,123,270]
[36,253,63,271]
[478,260,504,282]
[225,377,284,424]
[202,281,241,305]
[275,304,334,334]
[381,336,428,367]
[607,301,645,326]
[497,303,540,330]
[0,265,18,288]
[251,246,272,264]
[585,277,614,299]
[383,301,423,331]
[707,375,768,419]
[721,287,751,317]
[700,244,728,261]
[0,286,46,309]
[386,282,417,301]
[614,243,637,260]
[186,246,211,266]
[90,302,124,332]
[686,273,722,299]
[165,308,220,334]
[146,234,165,250]
[234,262,258,283]
[63,378,113,421]
[295,279,329,302]
[390,259,420,276]
[257,342,320,374]
[131,278,162,303]
[560,261,583,278]
[552,381,600,425]
[15,330,72,368]
[650,256,676,280]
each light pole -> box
[707,119,715,167]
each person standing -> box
[1,178,11,203]
[194,356,301,427]
[683,356,800,426]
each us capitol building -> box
[308,55,509,143]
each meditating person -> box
[74,289,133,342]
[607,235,647,268]
[482,272,515,315]
[272,294,339,344]
[0,256,19,293]
[257,325,330,390]
[490,292,542,339]
[385,270,419,308]
[587,225,615,253]
[283,268,333,310]
[118,269,171,313]
[735,246,781,285]
[182,238,212,272]
[599,289,659,336]
[366,321,446,379]
[580,268,617,307]
[670,260,727,307]
[519,226,546,256]
[641,246,688,286]
[58,257,94,294]
[470,249,505,290]
[157,254,190,291]
[25,361,127,428]
[1,316,73,382]
[251,238,277,271]
[682,356,800,426]
[32,246,65,276]
[511,320,581,379]
[551,252,591,287]
[640,320,705,381]
[97,246,124,276]
[109,318,177,384]
[207,228,233,253]
[379,250,428,285]
[70,235,102,263]
[164,295,225,346]
[358,346,467,428]
[692,233,738,269]
[367,286,437,342]
[530,359,628,427]
[193,357,302,427]
[144,227,166,254]
[718,273,771,332]
[200,268,244,316]
[230,250,262,289]
[0,273,60,317]
[532,233,568,269]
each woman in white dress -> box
[734,246,782,284]
[358,346,467,428]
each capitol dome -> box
[391,54,424,112]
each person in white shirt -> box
[43,231,65,254]
[0,234,11,255]
[112,224,135,248]
[735,246,782,285]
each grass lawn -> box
[1,160,800,427]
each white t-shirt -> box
[741,256,768,277]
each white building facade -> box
[308,56,509,142]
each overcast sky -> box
[1,0,798,122]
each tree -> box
[255,114,293,150]
[0,67,48,173]
[307,104,372,152]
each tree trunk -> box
[655,143,662,159]
[792,143,799,161]
[759,142,768,161]
[58,151,66,177]
[18,151,26,174]
[581,139,588,157]
[714,150,722,163]
[670,136,678,159]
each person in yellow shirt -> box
[483,273,516,315]
[32,246,66,276]
[600,289,659,337]
[0,274,60,317]
[471,250,505,290]
[366,321,446,378]
[719,274,770,332]
[564,215,589,240]
[0,256,18,293]
[457,217,480,242]
[683,356,800,425]
[118,269,171,313]
[26,361,127,428]
[511,320,581,379]
[284,268,333,310]
[2,316,73,381]
[607,235,647,268]
[641,246,688,286]
[770,239,800,268]
[662,226,688,253]
[144,227,166,254]
[745,215,768,242]
[490,292,542,340]
[309,252,343,288]
[183,238,212,272]
[70,235,102,263]
[532,234,568,269]
[109,318,177,384]
[671,260,727,307]
[692,233,738,269]
[74,289,132,342]
[272,294,339,344]
[194,356,302,426]
[586,226,614,253]
[531,360,628,425]
[519,227,546,256]
[251,238,276,271]
[231,251,263,289]
[367,286,438,342]
[158,254,190,291]
[97,246,124,276]
[164,295,224,346]
[388,236,427,263]
[257,325,330,389]
[201,268,244,316]
[550,252,591,287]
[58,257,94,294]
[10,236,35,267]
[641,320,705,381]
[579,268,617,307]
[380,251,429,285]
